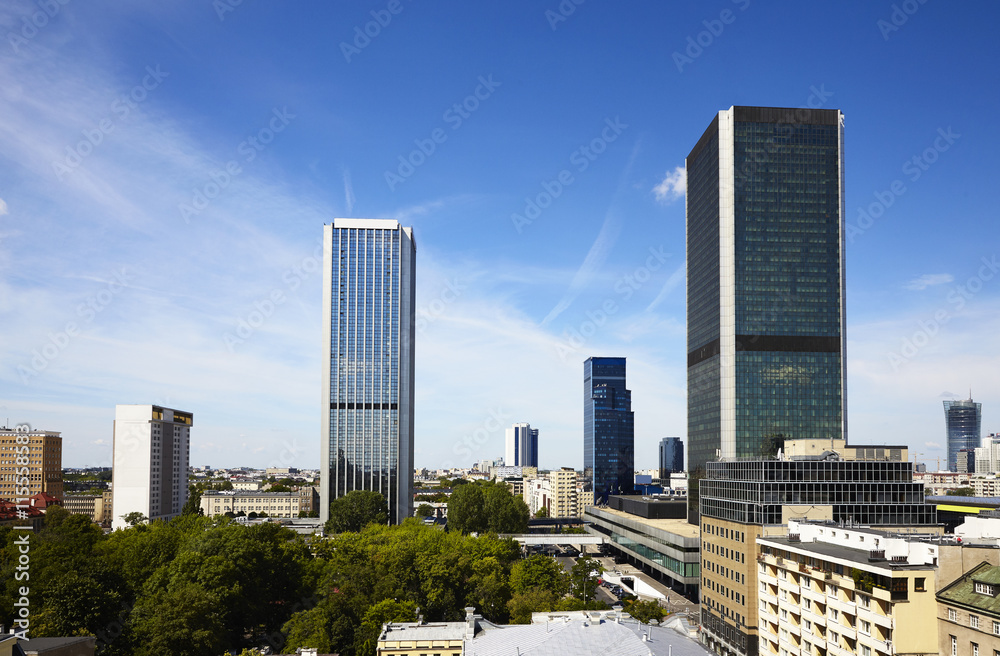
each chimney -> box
[465,606,476,639]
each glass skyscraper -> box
[583,357,634,504]
[321,219,415,525]
[658,436,684,479]
[686,106,847,491]
[944,396,981,471]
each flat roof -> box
[380,622,466,642]
[760,536,933,572]
[589,506,700,538]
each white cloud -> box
[652,166,686,204]
[904,273,954,291]
[0,198,7,215]
[925,441,942,450]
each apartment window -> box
[951,636,957,656]
[976,582,995,595]
[804,619,811,631]
[861,646,871,656]
[972,615,980,629]
[804,598,811,610]
[950,608,958,622]
[781,609,788,620]
[915,577,926,592]
[830,609,839,621]
[973,643,979,656]
[859,619,871,635]
[859,594,870,609]
[993,621,1000,636]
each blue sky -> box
[1,1,997,472]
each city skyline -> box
[1,3,997,471]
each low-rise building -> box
[62,494,109,523]
[758,520,940,656]
[200,490,302,518]
[937,562,1000,656]
[585,499,700,598]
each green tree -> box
[447,484,486,534]
[625,599,665,624]
[509,555,568,596]
[947,487,975,496]
[354,599,417,656]
[416,503,434,518]
[182,485,203,515]
[122,511,147,527]
[448,482,528,534]
[507,589,558,624]
[534,506,549,519]
[130,583,225,656]
[570,557,602,602]
[269,484,293,492]
[325,490,389,533]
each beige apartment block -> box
[938,562,1000,656]
[0,427,63,502]
[757,521,939,656]
[200,490,302,518]
[62,494,108,523]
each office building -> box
[200,490,304,518]
[686,106,847,491]
[111,405,192,529]
[62,494,109,524]
[504,422,538,468]
[975,435,1000,476]
[0,427,62,502]
[945,397,982,472]
[758,520,939,656]
[321,219,415,525]
[583,357,635,504]
[659,437,684,479]
[698,438,936,656]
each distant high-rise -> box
[112,405,192,529]
[686,106,847,487]
[945,396,982,472]
[658,437,684,479]
[583,357,634,504]
[321,219,415,525]
[505,423,538,468]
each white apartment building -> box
[526,468,586,518]
[757,521,939,656]
[111,405,192,529]
[972,475,1000,497]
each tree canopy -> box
[447,481,529,534]
[324,490,389,533]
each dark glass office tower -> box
[583,357,635,504]
[686,106,847,491]
[944,396,982,471]
[321,219,416,525]
[658,437,684,479]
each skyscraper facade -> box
[321,219,415,525]
[686,106,847,487]
[111,404,192,530]
[583,357,634,504]
[658,436,684,479]
[944,396,982,472]
[504,422,538,468]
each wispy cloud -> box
[0,198,8,215]
[924,441,942,450]
[653,165,686,204]
[904,273,954,290]
[342,168,355,214]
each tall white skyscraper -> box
[321,219,415,525]
[505,422,538,468]
[111,404,192,529]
